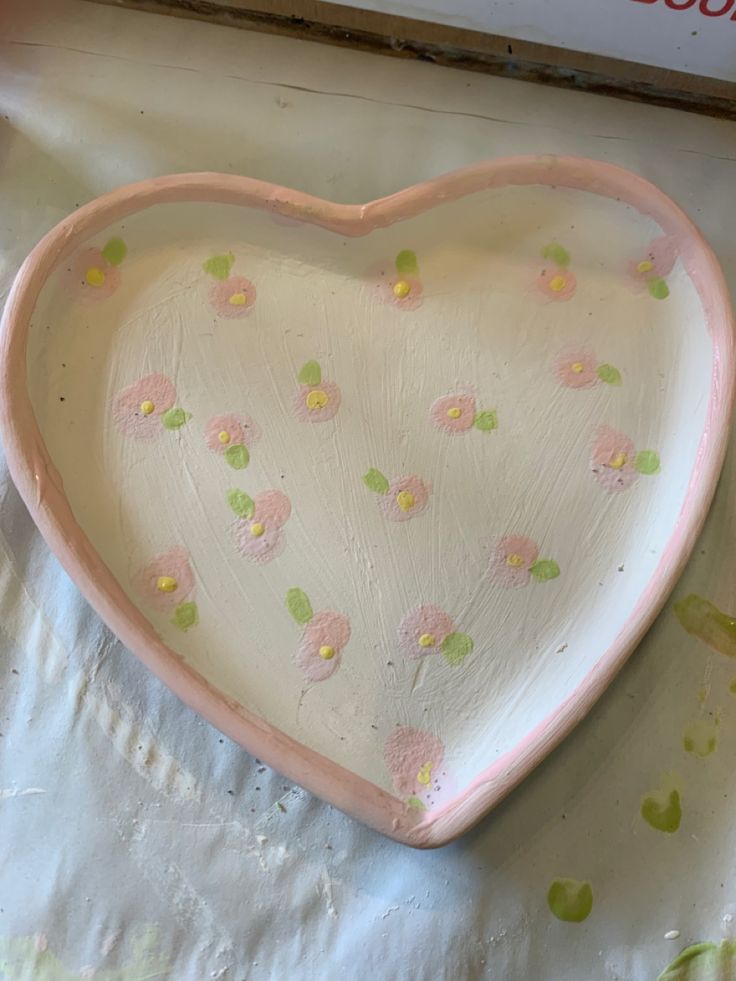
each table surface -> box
[1,2,735,978]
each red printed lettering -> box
[699,0,734,13]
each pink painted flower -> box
[235,490,291,564]
[536,265,577,301]
[555,348,597,389]
[112,373,177,440]
[384,726,445,799]
[380,476,430,523]
[295,611,351,682]
[209,275,257,318]
[591,425,638,492]
[66,247,121,301]
[489,535,539,589]
[293,381,342,423]
[398,606,455,659]
[205,414,261,454]
[134,546,195,612]
[430,394,476,433]
[627,235,677,287]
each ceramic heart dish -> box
[1,157,733,847]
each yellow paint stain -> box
[85,265,106,287]
[417,762,432,785]
[682,718,718,758]
[306,389,329,410]
[393,280,411,298]
[549,275,566,292]
[218,430,231,444]
[396,490,415,512]
[447,407,462,419]
[673,594,736,658]
[228,291,247,305]
[319,645,335,660]
[250,522,265,537]
[156,576,177,593]
[418,633,435,648]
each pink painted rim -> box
[0,157,733,848]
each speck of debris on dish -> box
[664,930,680,940]
[555,643,568,654]
[618,564,625,572]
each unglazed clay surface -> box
[4,160,733,845]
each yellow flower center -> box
[637,260,654,274]
[506,553,524,568]
[85,266,106,287]
[609,452,627,470]
[228,292,247,306]
[549,275,566,292]
[250,522,265,537]
[140,400,155,416]
[156,576,177,593]
[319,645,335,660]
[447,407,462,419]
[396,490,415,512]
[306,389,329,410]
[418,633,436,648]
[393,280,411,299]
[417,762,432,786]
[218,430,231,444]
[571,362,584,374]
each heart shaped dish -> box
[1,157,733,847]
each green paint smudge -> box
[298,360,322,386]
[102,236,127,266]
[648,277,670,300]
[172,601,198,631]
[658,940,736,980]
[641,788,681,833]
[225,443,249,470]
[530,559,560,582]
[634,449,660,474]
[673,594,736,659]
[228,489,255,519]
[203,252,235,280]
[541,243,571,268]
[407,796,426,810]
[729,678,736,694]
[473,410,498,432]
[596,363,622,385]
[363,468,389,495]
[441,632,474,666]
[286,587,313,624]
[547,878,593,923]
[682,718,718,758]
[0,923,170,980]
[161,407,190,430]
[395,249,419,276]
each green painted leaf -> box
[298,360,322,386]
[102,237,127,266]
[596,363,622,385]
[286,587,313,624]
[225,444,249,470]
[648,277,670,300]
[227,489,255,519]
[441,632,474,666]
[172,601,198,631]
[161,407,190,430]
[658,941,736,981]
[529,559,561,582]
[473,410,498,432]
[407,796,427,811]
[541,242,571,267]
[363,468,389,495]
[395,249,419,276]
[547,879,593,923]
[203,252,235,280]
[641,789,681,833]
[635,449,660,475]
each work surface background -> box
[1,3,736,978]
